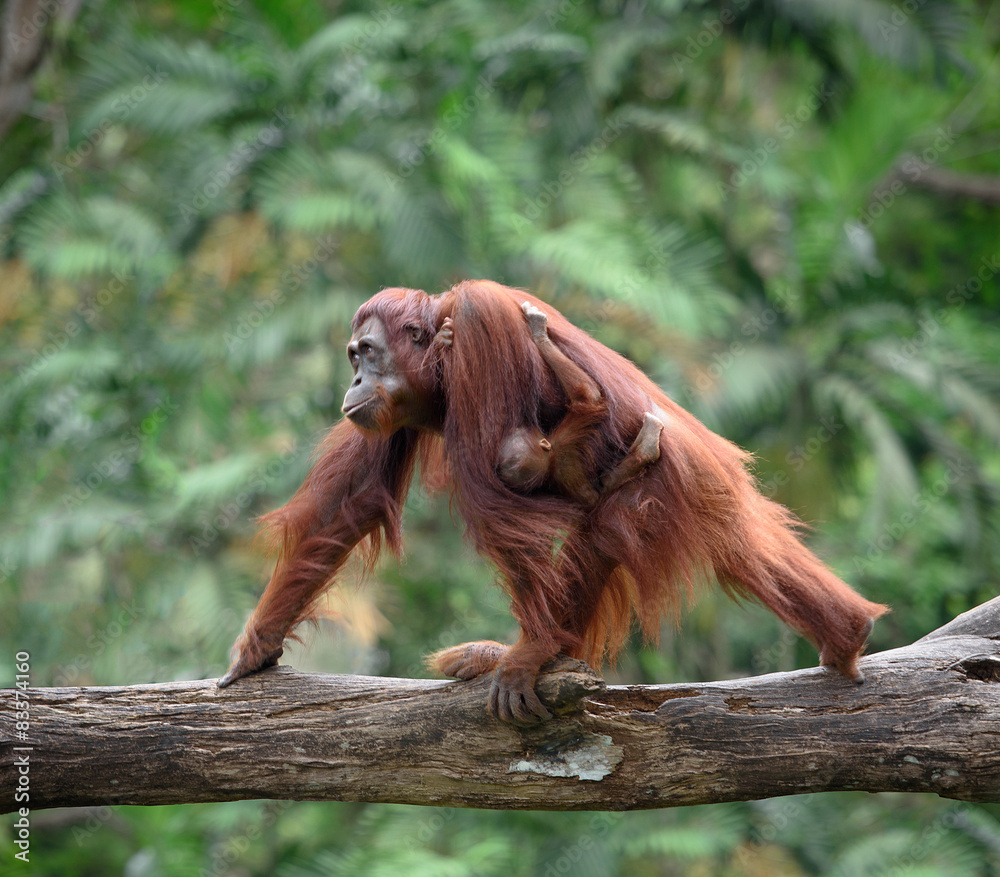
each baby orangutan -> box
[437,302,664,505]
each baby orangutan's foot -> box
[632,412,664,465]
[433,316,453,349]
[521,302,550,343]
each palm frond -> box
[817,373,921,518]
[19,195,172,280]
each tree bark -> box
[904,161,1000,204]
[0,0,82,141]
[3,598,1000,813]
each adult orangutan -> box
[219,280,887,723]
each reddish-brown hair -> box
[229,280,886,683]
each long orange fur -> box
[226,280,886,687]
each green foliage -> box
[2,0,1000,874]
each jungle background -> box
[1,0,999,873]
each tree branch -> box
[3,598,1000,813]
[0,0,83,141]
[902,160,1000,205]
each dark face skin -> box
[342,317,441,432]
